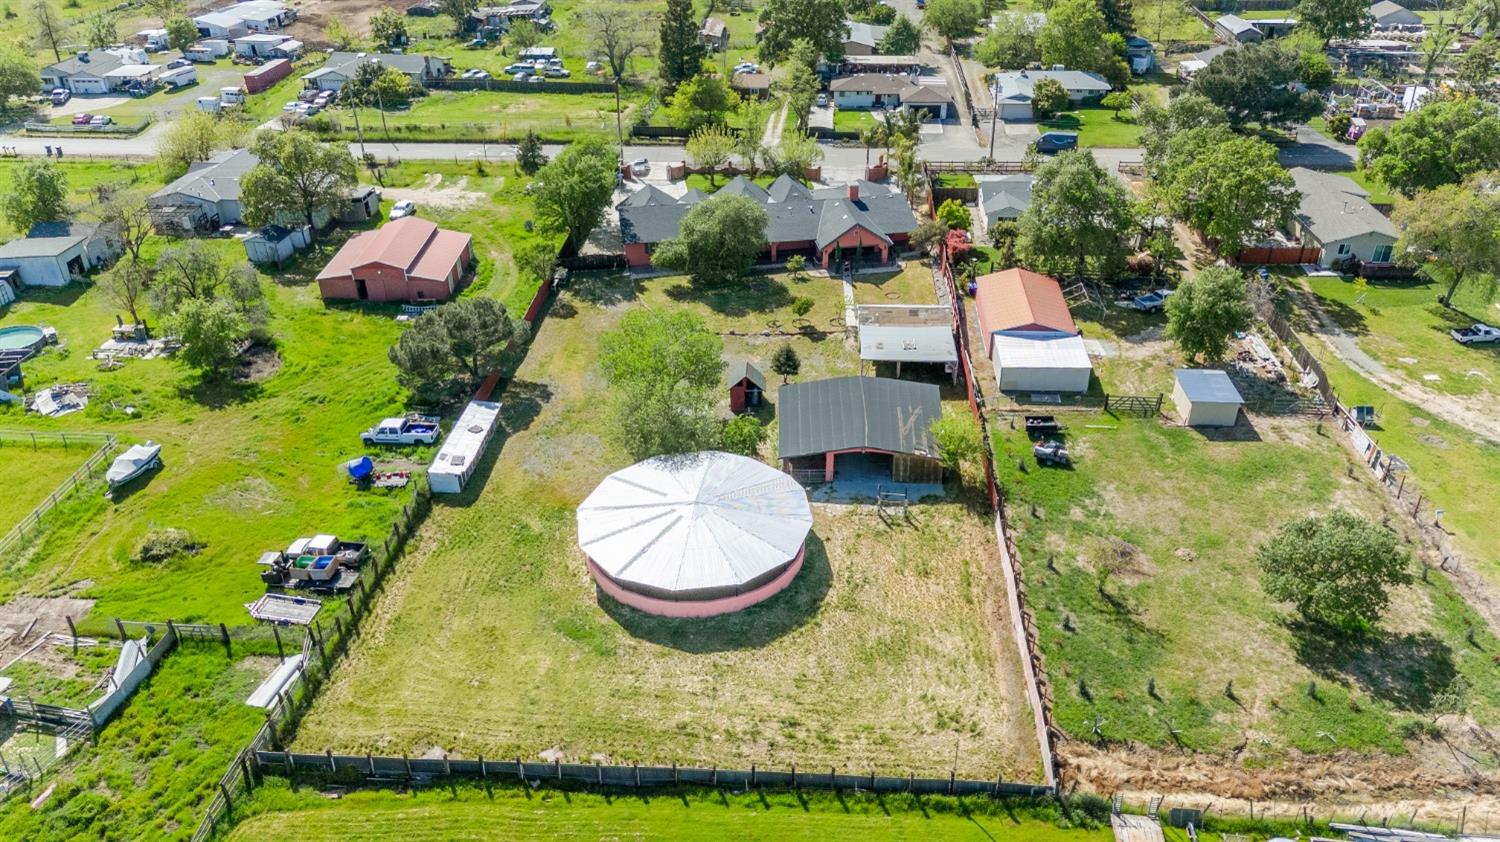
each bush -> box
[135,528,198,563]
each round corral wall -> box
[587,546,807,619]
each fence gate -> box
[1103,394,1164,417]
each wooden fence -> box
[1237,245,1322,266]
[427,77,616,95]
[0,433,117,558]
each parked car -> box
[527,75,544,83]
[585,60,602,73]
[71,113,93,125]
[360,414,441,446]
[630,157,650,176]
[544,67,570,77]
[167,57,191,69]
[503,62,532,74]
[390,199,416,219]
[88,114,112,126]
[815,92,828,107]
[49,88,70,106]
[1125,288,1174,312]
[1451,323,1500,345]
[733,62,759,74]
[1033,131,1079,153]
[465,37,488,49]
[512,71,531,81]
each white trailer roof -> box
[429,400,501,480]
[576,451,813,594]
[991,333,1092,370]
[857,305,958,363]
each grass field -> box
[311,89,635,144]
[289,269,1039,780]
[0,436,102,531]
[0,644,117,707]
[994,415,1500,755]
[0,642,272,841]
[1040,108,1143,148]
[834,109,880,133]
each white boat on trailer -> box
[106,441,162,491]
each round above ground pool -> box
[0,325,46,355]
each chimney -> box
[847,183,859,202]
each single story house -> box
[194,1,293,39]
[975,267,1092,393]
[778,375,944,485]
[147,148,259,233]
[41,51,127,94]
[1215,14,1264,43]
[234,33,291,58]
[316,217,474,302]
[302,52,451,92]
[731,71,772,99]
[467,0,550,31]
[855,304,958,378]
[830,73,954,119]
[1370,0,1422,27]
[727,360,766,413]
[1252,18,1299,38]
[617,176,918,270]
[844,20,888,56]
[1287,167,1398,268]
[1173,369,1244,427]
[700,17,729,51]
[244,224,311,265]
[991,69,1111,120]
[0,222,121,288]
[976,174,1033,231]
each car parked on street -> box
[630,157,650,176]
[1033,131,1079,153]
[71,113,93,125]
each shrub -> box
[135,528,198,563]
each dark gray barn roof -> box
[778,376,941,460]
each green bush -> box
[135,528,197,564]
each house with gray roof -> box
[147,149,259,234]
[844,20,888,55]
[1215,14,1264,43]
[976,174,1033,232]
[1287,167,1399,268]
[991,69,1111,120]
[301,51,451,92]
[1369,0,1421,27]
[777,375,943,485]
[0,222,121,288]
[830,73,954,118]
[617,176,918,270]
[41,51,128,94]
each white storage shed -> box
[428,400,501,494]
[1173,369,1244,427]
[989,333,1093,393]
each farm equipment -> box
[257,534,369,594]
[1033,440,1071,467]
[1024,415,1063,438]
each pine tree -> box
[659,0,705,90]
[516,130,547,176]
[771,343,801,383]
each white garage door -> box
[999,103,1032,121]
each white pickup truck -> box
[360,415,441,446]
[1451,323,1500,345]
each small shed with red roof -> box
[974,268,1092,393]
[316,217,473,303]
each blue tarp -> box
[344,455,374,481]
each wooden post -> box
[404,755,412,778]
[791,764,796,789]
[114,618,126,641]
[65,616,77,654]
[241,754,255,791]
[750,764,756,789]
[480,754,485,779]
[672,761,678,785]
[368,753,375,775]
[446,754,452,776]
[517,757,523,781]
[272,624,284,662]
[327,749,335,772]
[597,763,603,785]
[220,623,231,657]
[633,762,639,787]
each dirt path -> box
[762,101,788,149]
[1293,280,1500,444]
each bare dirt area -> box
[0,596,96,641]
[382,174,489,211]
[286,0,426,46]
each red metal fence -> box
[1236,245,1322,266]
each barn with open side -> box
[777,375,943,484]
[576,451,814,619]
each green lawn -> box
[996,416,1500,756]
[1040,108,1143,148]
[833,109,880,133]
[682,172,783,194]
[289,270,1039,780]
[0,645,119,707]
[1343,168,1397,205]
[0,436,103,531]
[0,642,273,841]
[311,89,635,143]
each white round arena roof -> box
[576,451,814,597]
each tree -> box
[1258,510,1412,631]
[936,198,970,231]
[171,298,248,379]
[757,0,847,64]
[506,19,540,51]
[775,38,822,129]
[1164,265,1252,363]
[1191,42,1326,127]
[910,218,948,255]
[924,0,982,40]
[141,0,182,23]
[771,342,800,382]
[1295,0,1371,42]
[533,139,617,247]
[1418,13,1455,83]
[1098,0,1134,34]
[150,240,264,327]
[439,0,478,35]
[1470,0,1500,37]
[1139,92,1229,175]
[1358,98,1500,197]
[659,0,705,89]
[516,130,547,175]
[771,130,823,176]
[515,240,557,286]
[581,6,651,157]
[1457,34,1498,92]
[0,46,41,110]
[1135,0,1194,50]
[388,298,527,399]
[347,62,419,109]
[164,16,198,52]
[324,18,358,50]
[599,309,724,459]
[988,219,1019,265]
[665,73,737,131]
[97,258,150,326]
[976,11,1040,68]
[370,7,407,47]
[879,16,922,54]
[95,191,153,263]
[241,130,357,236]
[653,195,769,285]
[1030,77,1070,119]
[721,414,767,456]
[161,109,228,178]
[686,124,736,184]
[891,135,925,205]
[1101,90,1134,117]
[1392,176,1500,306]
[1039,0,1129,87]
[0,160,67,233]
[84,12,116,48]
[931,410,981,476]
[31,0,67,64]
[1155,127,1299,255]
[1017,151,1134,278]
[736,99,773,174]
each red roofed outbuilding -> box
[316,217,474,303]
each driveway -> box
[1278,126,1357,169]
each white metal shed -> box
[428,400,501,494]
[989,333,1093,393]
[1172,369,1244,427]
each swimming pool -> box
[0,325,46,354]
